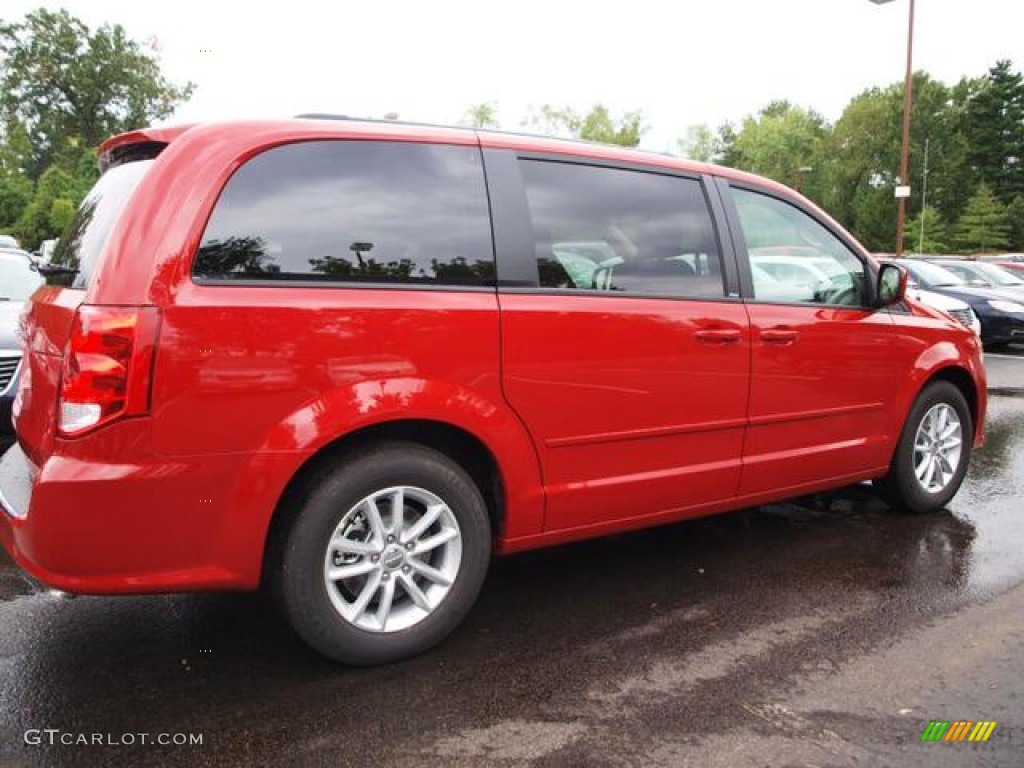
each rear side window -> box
[52,160,153,289]
[519,160,724,298]
[194,141,494,286]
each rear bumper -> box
[0,440,271,594]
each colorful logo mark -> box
[921,720,997,743]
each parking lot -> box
[0,348,1022,768]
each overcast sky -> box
[5,0,1023,150]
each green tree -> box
[955,182,1010,253]
[0,121,32,227]
[824,72,972,251]
[48,197,75,233]
[0,8,195,179]
[524,103,646,147]
[965,60,1024,203]
[678,123,718,162]
[577,104,645,147]
[0,173,31,229]
[462,102,499,129]
[723,101,828,203]
[15,165,77,246]
[823,85,898,246]
[1006,195,1024,250]
[903,205,950,254]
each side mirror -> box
[877,263,907,307]
[37,263,77,277]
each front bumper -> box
[0,360,20,436]
[979,312,1024,345]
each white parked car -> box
[911,287,981,337]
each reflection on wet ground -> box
[0,396,1022,767]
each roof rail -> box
[293,113,352,121]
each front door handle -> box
[761,328,800,345]
[696,328,742,345]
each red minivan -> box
[0,118,986,664]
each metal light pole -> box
[919,137,930,254]
[871,0,916,257]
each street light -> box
[870,0,916,258]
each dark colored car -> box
[882,258,1024,348]
[0,252,44,434]
[930,258,1024,298]
[0,118,986,664]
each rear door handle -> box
[761,328,800,344]
[696,328,742,345]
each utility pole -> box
[918,137,930,255]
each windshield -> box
[973,261,1024,286]
[51,159,153,289]
[0,256,44,301]
[903,260,965,288]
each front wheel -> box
[274,443,492,664]
[874,381,972,513]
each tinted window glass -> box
[51,160,153,289]
[519,160,724,297]
[898,259,965,288]
[969,261,1024,286]
[733,188,867,306]
[195,141,494,285]
[939,263,988,286]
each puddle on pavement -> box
[0,554,41,603]
[945,394,1024,597]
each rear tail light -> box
[58,306,161,437]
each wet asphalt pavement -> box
[2,353,1024,768]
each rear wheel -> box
[874,381,972,513]
[275,443,491,664]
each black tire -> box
[873,381,972,513]
[274,442,491,665]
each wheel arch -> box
[882,339,985,474]
[261,419,508,585]
[925,365,980,434]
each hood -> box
[925,284,1024,307]
[911,288,968,311]
[0,301,25,349]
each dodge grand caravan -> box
[0,118,986,664]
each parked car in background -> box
[0,235,19,250]
[0,248,40,268]
[980,254,1024,274]
[750,249,856,303]
[995,262,1024,274]
[930,259,1024,298]
[881,258,1024,348]
[33,239,58,265]
[0,251,44,434]
[0,118,987,665]
[909,287,981,337]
